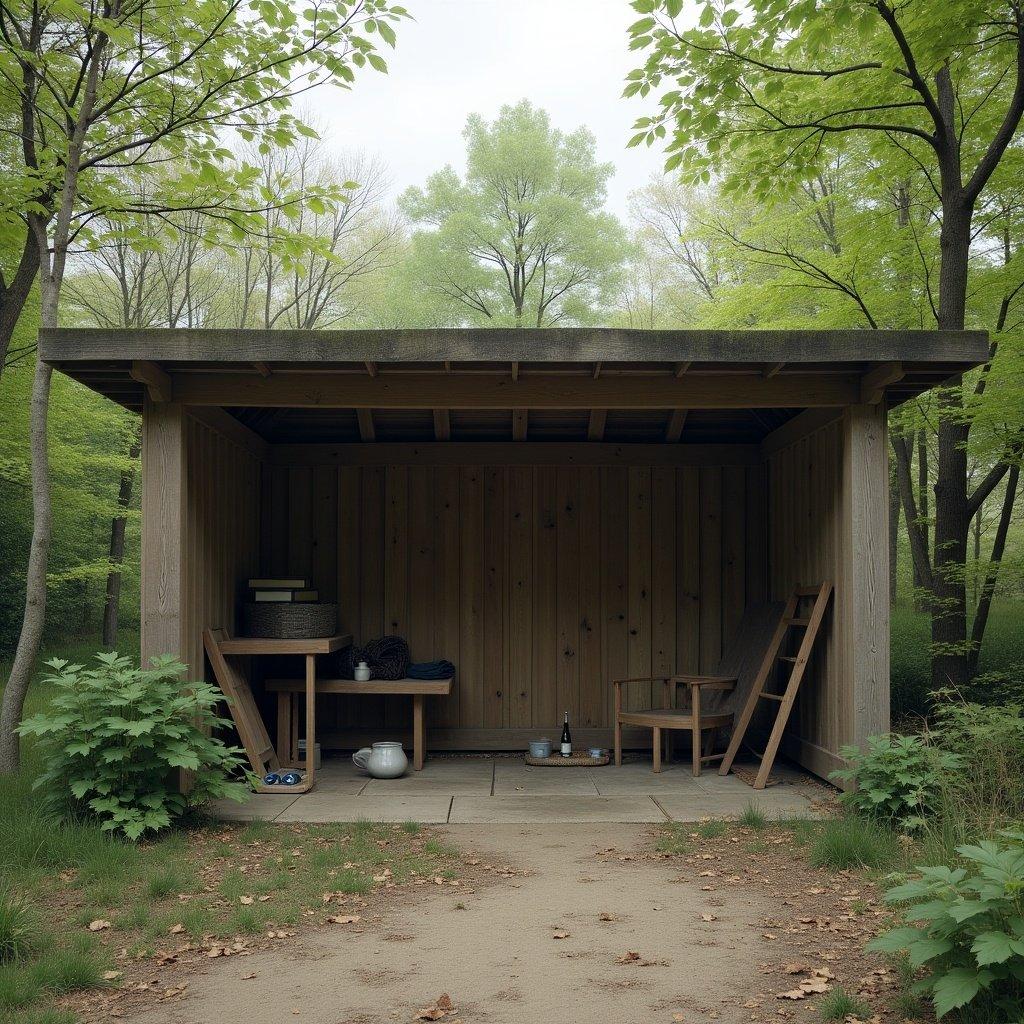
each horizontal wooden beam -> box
[172,371,861,408]
[268,441,760,467]
[129,360,172,403]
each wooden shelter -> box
[41,327,989,780]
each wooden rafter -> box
[129,360,172,402]
[674,361,692,377]
[253,361,272,378]
[860,361,904,404]
[364,360,378,378]
[356,408,376,441]
[763,362,785,378]
[665,409,688,442]
[433,409,451,441]
[588,409,607,441]
[511,361,519,382]
[512,409,528,440]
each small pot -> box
[529,739,553,758]
[354,661,371,682]
[588,747,605,759]
[352,741,408,779]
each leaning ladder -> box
[719,582,833,790]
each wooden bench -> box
[265,677,453,771]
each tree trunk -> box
[930,187,973,691]
[913,430,929,611]
[101,430,141,648]
[889,454,900,602]
[968,465,1019,677]
[0,234,40,375]
[0,356,53,772]
[972,506,981,609]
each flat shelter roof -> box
[40,327,990,446]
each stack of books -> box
[248,578,319,603]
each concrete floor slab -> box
[274,794,453,824]
[492,762,600,795]
[211,794,297,821]
[449,795,666,824]
[656,787,818,822]
[361,758,494,795]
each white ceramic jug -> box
[352,740,408,779]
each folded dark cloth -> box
[407,659,456,680]
[336,635,410,680]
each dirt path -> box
[122,823,787,1024]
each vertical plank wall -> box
[259,457,767,749]
[178,413,262,677]
[764,408,890,778]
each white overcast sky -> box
[305,0,672,221]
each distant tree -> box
[400,100,628,327]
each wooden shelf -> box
[217,634,352,656]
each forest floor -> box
[77,817,903,1024]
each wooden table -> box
[204,631,351,794]
[266,677,453,771]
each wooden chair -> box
[612,602,784,776]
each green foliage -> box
[0,891,36,963]
[17,652,248,839]
[738,802,768,831]
[400,100,628,327]
[832,733,959,830]
[870,830,1024,1019]
[809,814,899,871]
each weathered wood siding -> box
[259,454,767,748]
[763,407,889,778]
[141,404,262,677]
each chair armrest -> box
[612,676,668,688]
[671,675,736,691]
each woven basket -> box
[242,602,337,639]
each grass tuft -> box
[0,891,38,963]
[655,824,691,855]
[738,802,768,831]
[819,987,871,1021]
[810,815,899,871]
[400,820,420,834]
[696,819,729,839]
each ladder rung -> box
[758,691,784,702]
[699,752,726,763]
[778,655,799,663]
[785,617,810,626]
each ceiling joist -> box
[356,408,376,441]
[588,409,607,441]
[129,360,172,403]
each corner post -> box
[842,404,890,747]
[140,398,187,667]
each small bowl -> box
[588,747,605,759]
[529,739,553,758]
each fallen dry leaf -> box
[551,929,570,940]
[326,914,362,925]
[88,919,111,932]
[598,912,617,922]
[102,970,122,982]
[241,972,258,980]
[414,992,456,1020]
[239,896,254,905]
[699,912,717,922]
[168,923,185,935]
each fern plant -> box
[18,652,248,839]
[870,830,1024,1019]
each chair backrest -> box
[707,602,786,713]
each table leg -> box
[304,654,317,789]
[413,694,424,771]
[290,694,299,767]
[652,726,662,773]
[276,692,291,765]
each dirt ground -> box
[97,822,895,1024]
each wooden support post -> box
[843,404,890,745]
[140,399,185,667]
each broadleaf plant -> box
[870,830,1024,1019]
[831,733,960,830]
[18,652,249,839]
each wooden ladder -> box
[719,582,833,789]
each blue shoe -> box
[262,772,280,786]
[279,772,302,786]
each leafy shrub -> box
[832,733,958,830]
[870,830,1024,1020]
[18,653,248,839]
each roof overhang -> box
[39,327,990,444]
